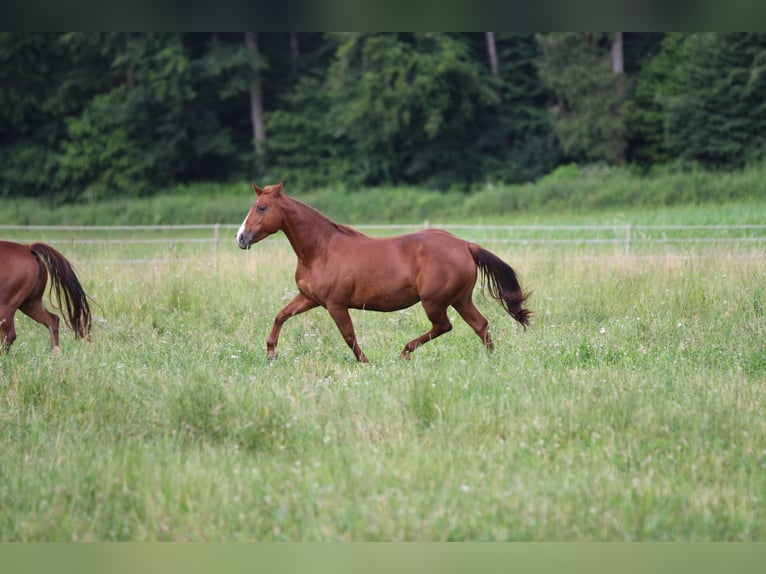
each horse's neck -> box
[281,196,353,262]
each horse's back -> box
[339,228,472,270]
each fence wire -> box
[2,223,765,264]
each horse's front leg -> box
[266,293,318,361]
[326,305,368,363]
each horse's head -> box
[236,182,285,249]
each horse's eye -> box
[256,205,267,214]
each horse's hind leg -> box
[453,298,494,352]
[0,307,18,352]
[401,303,453,359]
[19,297,61,353]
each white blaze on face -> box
[236,218,247,243]
[236,208,252,247]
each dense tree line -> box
[2,32,766,201]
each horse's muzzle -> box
[235,234,252,250]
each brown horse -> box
[236,182,531,362]
[0,241,91,353]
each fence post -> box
[214,223,221,258]
[625,224,632,256]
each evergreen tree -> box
[475,32,559,183]
[262,33,339,188]
[626,33,685,167]
[536,32,628,165]
[666,33,766,167]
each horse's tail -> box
[469,244,532,330]
[30,243,92,340]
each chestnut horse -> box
[0,241,91,353]
[236,182,531,362]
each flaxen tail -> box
[469,244,531,329]
[30,243,92,339]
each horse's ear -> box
[253,183,264,196]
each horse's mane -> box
[332,222,366,237]
[292,196,367,238]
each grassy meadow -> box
[1,208,765,540]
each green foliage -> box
[536,33,628,164]
[266,33,557,190]
[665,33,766,167]
[3,33,766,202]
[56,35,200,199]
[264,76,339,189]
[56,89,162,200]
[467,33,559,184]
[1,33,255,200]
[326,33,500,188]
[626,33,689,167]
[0,33,110,198]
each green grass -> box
[2,162,766,226]
[1,215,765,540]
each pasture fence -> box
[1,223,765,263]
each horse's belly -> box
[300,268,420,312]
[342,272,419,311]
[348,290,420,312]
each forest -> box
[2,32,766,202]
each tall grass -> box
[2,163,766,225]
[1,230,764,540]
[465,163,766,219]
